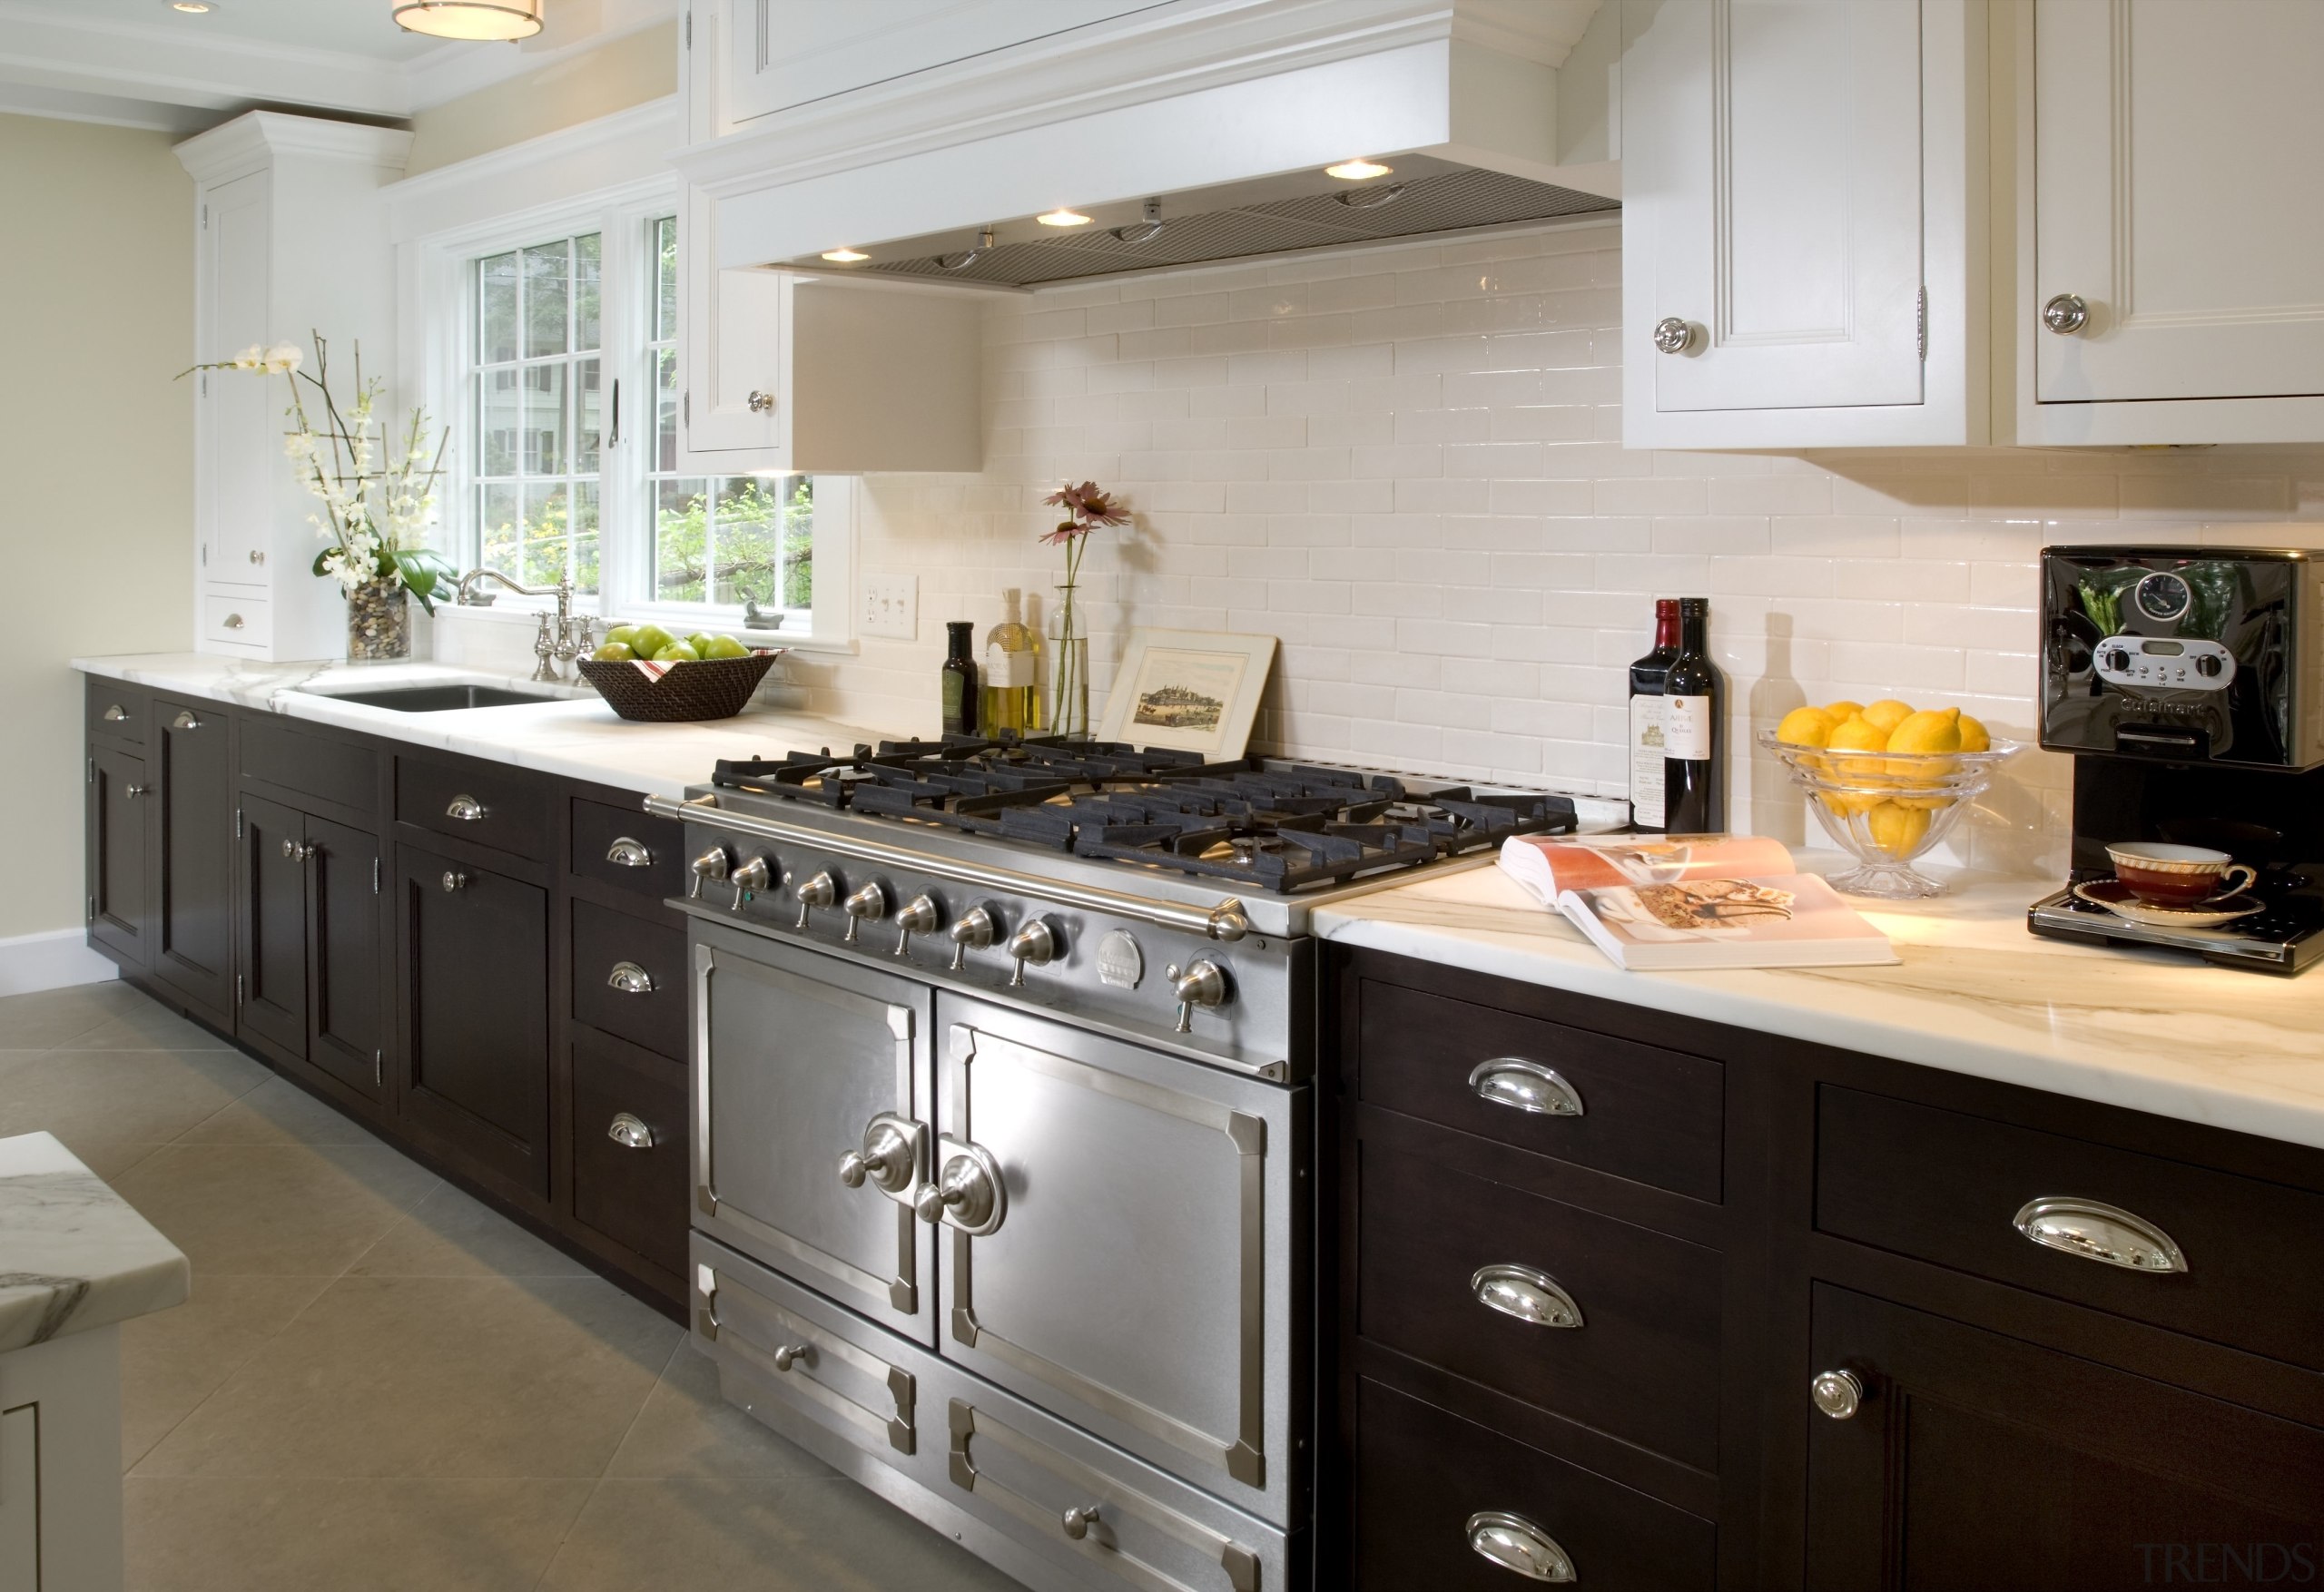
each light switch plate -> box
[862,574,918,641]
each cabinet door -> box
[307,815,385,1101]
[2033,0,2324,404]
[199,170,272,583]
[87,747,149,967]
[236,793,308,1063]
[1804,1285,2324,1590]
[150,699,234,1020]
[395,844,549,1199]
[1626,0,1926,414]
[676,187,790,467]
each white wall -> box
[792,219,2324,877]
[0,114,192,946]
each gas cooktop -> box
[707,734,1581,895]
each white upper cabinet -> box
[2019,0,2324,443]
[721,0,1164,129]
[1623,0,1988,448]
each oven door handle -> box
[645,792,1253,942]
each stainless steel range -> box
[645,734,1612,1592]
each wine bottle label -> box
[941,671,966,730]
[985,646,1034,689]
[1629,695,1666,827]
[1664,695,1714,762]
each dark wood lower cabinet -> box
[86,745,149,966]
[236,793,309,1061]
[395,842,550,1202]
[304,813,384,1097]
[149,696,233,1020]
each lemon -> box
[1957,713,1992,753]
[1886,707,1963,755]
[1820,790,1886,817]
[1866,801,1931,858]
[1822,700,1865,722]
[1824,713,1890,781]
[1861,699,1914,733]
[1775,706,1837,747]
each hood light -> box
[1036,209,1092,228]
[1325,159,1393,181]
[821,248,869,262]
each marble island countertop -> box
[0,1133,188,1352]
[73,652,890,801]
[1314,861,2324,1153]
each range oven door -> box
[931,993,1305,1528]
[692,920,937,1344]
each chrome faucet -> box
[456,568,593,682]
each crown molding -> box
[175,110,413,182]
[382,95,680,241]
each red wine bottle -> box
[1627,599,1682,832]
[1660,598,1724,833]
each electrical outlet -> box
[862,574,918,641]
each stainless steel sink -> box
[316,683,565,712]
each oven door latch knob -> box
[913,1145,1005,1233]
[1007,919,1059,987]
[893,894,940,958]
[837,1119,915,1194]
[729,855,771,911]
[841,881,887,944]
[949,907,998,972]
[793,870,837,929]
[688,846,731,900]
[1166,959,1230,1033]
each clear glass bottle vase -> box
[1047,583,1089,738]
[346,578,411,662]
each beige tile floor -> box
[0,981,1026,1592]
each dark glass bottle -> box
[1660,598,1724,834]
[1627,598,1683,832]
[940,620,980,738]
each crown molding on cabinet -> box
[174,111,414,183]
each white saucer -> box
[2072,879,2266,929]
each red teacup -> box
[2104,842,2257,907]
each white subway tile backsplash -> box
[822,221,2324,875]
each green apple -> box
[687,632,716,655]
[701,634,749,660]
[627,624,675,660]
[652,642,701,663]
[593,642,637,662]
[604,624,641,649]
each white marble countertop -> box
[73,653,888,801]
[1314,862,2324,1153]
[0,1133,188,1352]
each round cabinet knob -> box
[441,870,469,893]
[1811,1368,1866,1420]
[1165,958,1230,1034]
[729,855,771,912]
[2043,292,2091,335]
[771,1342,811,1372]
[746,389,774,413]
[948,906,998,972]
[1061,1505,1101,1541]
[893,894,940,958]
[1007,919,1058,988]
[793,870,837,929]
[248,548,265,565]
[123,783,149,799]
[281,837,298,859]
[1651,316,1696,355]
[688,846,732,900]
[2195,653,2224,677]
[841,881,888,945]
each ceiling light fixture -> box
[169,2,214,12]
[1036,209,1092,228]
[391,0,545,42]
[821,248,869,263]
[1325,158,1393,181]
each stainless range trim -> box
[647,791,1256,942]
[698,1261,917,1455]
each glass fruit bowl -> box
[1757,729,2023,899]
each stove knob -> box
[2196,653,2224,677]
[948,906,998,972]
[729,855,771,911]
[1166,958,1231,1034]
[793,869,837,929]
[841,881,887,945]
[893,894,940,958]
[1007,919,1059,988]
[688,846,731,900]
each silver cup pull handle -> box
[102,703,128,722]
[2013,1197,2187,1273]
[1470,1263,1583,1329]
[607,962,654,996]
[1465,1511,1576,1583]
[1468,1058,1584,1117]
[445,794,486,822]
[172,710,202,731]
[606,1112,655,1150]
[606,836,654,868]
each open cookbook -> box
[1496,835,1898,970]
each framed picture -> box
[1098,628,1279,759]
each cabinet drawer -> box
[1354,1378,1716,1591]
[567,797,685,902]
[1355,978,1723,1203]
[395,755,549,860]
[570,1030,686,1278]
[84,679,144,747]
[571,900,686,1059]
[1817,1086,2324,1374]
[202,591,269,647]
[241,715,378,812]
[1358,1141,1722,1472]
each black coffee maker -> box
[2028,545,2324,971]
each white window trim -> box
[389,110,856,652]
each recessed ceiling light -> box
[170,2,214,13]
[391,0,544,42]
[820,248,869,263]
[1036,209,1092,228]
[1325,159,1393,181]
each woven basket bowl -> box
[576,650,783,722]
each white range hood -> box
[674,0,1621,282]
